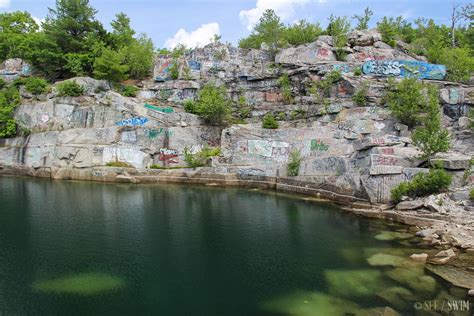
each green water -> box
[0,176,469,315]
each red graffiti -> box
[158,148,178,164]
[380,147,395,155]
[375,155,398,166]
[317,48,329,58]
[265,91,283,102]
[370,138,386,145]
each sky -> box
[0,0,472,49]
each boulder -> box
[458,117,470,130]
[431,152,472,170]
[424,194,465,214]
[347,29,382,47]
[396,200,424,210]
[410,253,428,263]
[54,77,111,96]
[275,42,337,66]
[435,248,456,258]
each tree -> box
[238,9,285,53]
[120,34,154,79]
[111,12,135,48]
[386,78,427,127]
[283,20,323,46]
[195,83,231,125]
[93,48,128,83]
[412,85,450,158]
[353,7,373,30]
[327,15,350,60]
[0,11,39,60]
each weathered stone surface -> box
[0,58,32,80]
[424,194,465,214]
[435,248,456,258]
[275,42,337,66]
[396,200,424,210]
[410,253,428,263]
[347,29,382,47]
[362,60,446,80]
[431,152,472,170]
[53,77,110,96]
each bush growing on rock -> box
[56,80,84,97]
[278,74,293,103]
[184,99,197,114]
[287,149,302,177]
[262,113,278,129]
[470,188,474,201]
[352,83,369,106]
[437,47,474,82]
[194,84,231,125]
[120,85,138,97]
[326,15,350,60]
[93,48,129,84]
[106,161,133,168]
[391,165,452,203]
[24,77,49,95]
[0,78,6,89]
[0,85,20,138]
[184,146,220,168]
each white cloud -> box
[0,0,11,8]
[165,23,220,49]
[239,0,314,30]
[33,16,45,30]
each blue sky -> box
[1,0,471,49]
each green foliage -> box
[283,20,323,46]
[93,48,128,83]
[327,15,350,60]
[412,85,450,158]
[468,108,474,129]
[106,161,133,168]
[169,59,179,80]
[437,47,474,82]
[391,167,452,203]
[470,188,474,201]
[262,113,279,129]
[149,165,187,170]
[56,80,84,97]
[110,12,135,48]
[353,7,373,30]
[24,76,49,95]
[236,95,252,119]
[194,84,231,125]
[184,146,220,168]
[352,83,369,106]
[385,78,428,127]
[377,16,415,46]
[120,85,138,97]
[308,71,342,104]
[354,67,362,76]
[278,74,293,103]
[238,9,285,53]
[0,78,5,90]
[120,34,154,80]
[0,84,20,138]
[287,149,302,177]
[184,99,197,114]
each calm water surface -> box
[0,176,469,315]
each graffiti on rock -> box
[362,60,446,80]
[248,140,289,159]
[332,64,350,73]
[187,60,201,71]
[116,117,149,127]
[154,59,172,82]
[158,148,179,164]
[144,103,174,113]
[145,128,173,139]
[310,139,329,152]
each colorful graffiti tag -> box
[158,148,179,164]
[187,60,201,71]
[362,60,446,80]
[145,128,173,139]
[116,117,149,127]
[154,59,172,82]
[310,139,329,152]
[144,103,174,113]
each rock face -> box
[1,32,473,207]
[0,58,32,81]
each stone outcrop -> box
[0,30,473,209]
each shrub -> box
[24,77,49,95]
[326,15,350,60]
[385,78,427,127]
[56,80,84,97]
[184,146,220,168]
[184,99,197,114]
[391,166,452,203]
[106,161,133,168]
[411,85,450,158]
[121,85,138,97]
[352,83,369,106]
[470,188,474,201]
[0,78,5,89]
[283,19,323,46]
[438,47,474,82]
[309,70,342,104]
[278,74,293,103]
[354,67,362,76]
[195,84,231,125]
[169,59,179,80]
[93,48,129,83]
[237,96,252,119]
[262,113,279,129]
[287,149,302,176]
[0,86,20,138]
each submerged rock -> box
[325,269,384,299]
[426,265,474,289]
[367,253,407,267]
[374,231,413,241]
[32,272,125,295]
[409,253,428,263]
[260,290,362,316]
[386,266,437,294]
[377,287,413,309]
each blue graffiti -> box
[362,60,446,80]
[332,64,350,73]
[116,117,149,127]
[187,60,201,71]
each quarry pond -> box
[0,176,471,315]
